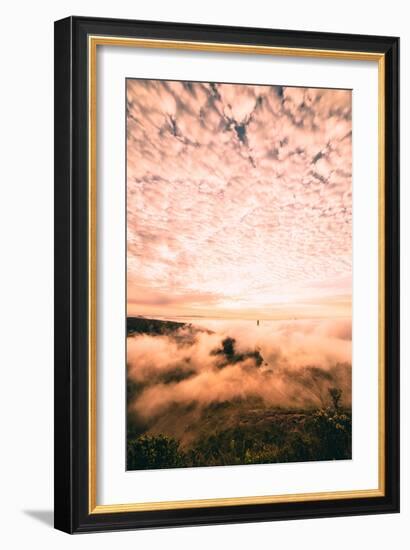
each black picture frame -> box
[54,15,400,534]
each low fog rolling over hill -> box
[126,316,352,470]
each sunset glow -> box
[126,80,352,320]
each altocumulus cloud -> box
[127,80,352,319]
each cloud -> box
[127,318,352,434]
[127,287,222,308]
[127,80,352,318]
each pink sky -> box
[126,80,352,320]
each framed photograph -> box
[54,16,399,533]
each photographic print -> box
[126,78,353,471]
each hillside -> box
[127,316,186,336]
[126,316,352,470]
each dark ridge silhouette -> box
[127,316,186,336]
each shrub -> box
[328,387,343,410]
[127,434,186,470]
[309,408,352,460]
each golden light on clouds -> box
[126,80,352,320]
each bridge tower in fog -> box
[257,319,259,326]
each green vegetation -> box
[127,388,351,470]
[127,434,186,470]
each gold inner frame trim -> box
[88,35,386,514]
